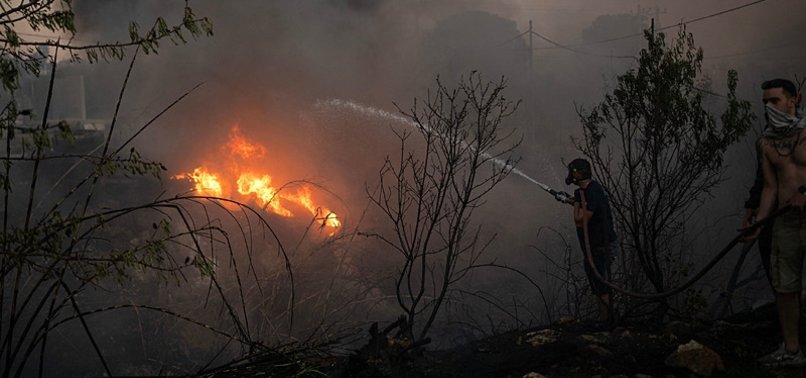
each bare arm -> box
[573,201,583,226]
[573,196,593,227]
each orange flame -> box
[286,187,342,228]
[174,167,224,198]
[173,126,341,231]
[236,172,292,217]
[226,126,266,159]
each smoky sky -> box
[60,0,805,286]
[57,0,805,269]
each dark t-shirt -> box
[574,180,617,249]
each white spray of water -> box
[315,99,551,190]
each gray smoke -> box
[30,0,806,374]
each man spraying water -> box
[565,158,619,327]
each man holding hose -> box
[749,78,806,367]
[566,158,619,326]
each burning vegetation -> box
[173,126,341,230]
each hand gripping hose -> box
[579,190,792,300]
[534,180,575,205]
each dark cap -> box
[565,158,592,185]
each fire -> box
[174,167,224,198]
[173,126,341,231]
[236,172,292,217]
[226,127,266,159]
[286,187,342,228]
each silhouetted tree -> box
[367,73,520,344]
[574,27,754,317]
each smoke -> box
[25,0,806,373]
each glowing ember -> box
[173,127,341,231]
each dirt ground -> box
[204,302,806,377]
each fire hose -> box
[567,189,795,300]
[534,180,575,205]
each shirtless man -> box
[752,78,806,367]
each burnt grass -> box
[204,302,806,377]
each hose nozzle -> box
[550,189,574,204]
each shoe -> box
[758,343,806,367]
